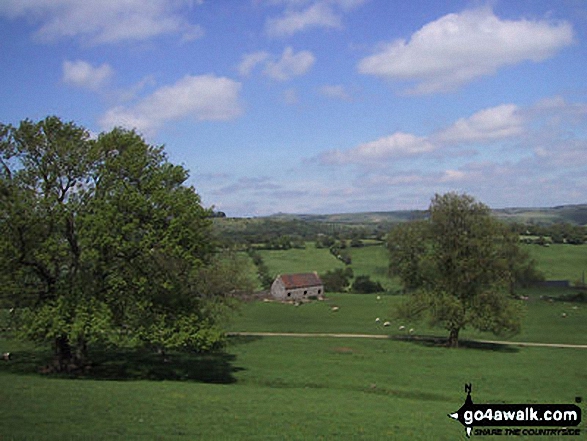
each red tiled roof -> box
[279,273,322,289]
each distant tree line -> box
[509,222,586,245]
[213,218,385,249]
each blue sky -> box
[1,0,586,216]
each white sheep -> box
[409,328,415,334]
[376,296,381,300]
[331,306,339,312]
[383,321,391,327]
[375,317,381,323]
[561,312,567,318]
[2,352,11,361]
[398,325,405,331]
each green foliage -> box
[350,275,384,293]
[320,267,353,292]
[388,193,536,346]
[0,116,250,369]
[247,249,273,289]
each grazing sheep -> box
[375,317,381,323]
[408,328,415,334]
[2,352,11,361]
[398,325,405,331]
[331,306,339,312]
[383,321,391,327]
[561,312,567,318]
[376,296,381,300]
[572,306,579,310]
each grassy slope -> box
[257,243,345,278]
[1,244,586,440]
[524,244,587,282]
[1,335,585,440]
[230,290,587,345]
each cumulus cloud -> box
[265,0,366,37]
[357,7,573,94]
[62,60,113,90]
[237,51,270,76]
[238,47,315,80]
[0,0,204,44]
[436,104,524,143]
[263,47,315,80]
[100,74,242,134]
[320,132,435,165]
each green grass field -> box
[1,331,585,440]
[258,243,345,277]
[524,244,587,282]
[1,243,586,440]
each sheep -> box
[376,296,381,301]
[331,306,339,312]
[2,352,11,361]
[375,317,381,323]
[398,325,405,331]
[383,321,391,327]
[408,328,415,334]
[561,312,567,318]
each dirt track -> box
[227,332,587,349]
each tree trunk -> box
[54,335,73,372]
[447,328,460,348]
[51,335,88,373]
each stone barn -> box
[271,272,324,301]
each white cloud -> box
[238,51,270,76]
[100,74,242,134]
[0,0,204,44]
[266,1,341,37]
[319,84,351,100]
[265,0,366,37]
[436,104,524,143]
[357,7,573,94]
[62,60,113,90]
[263,47,315,80]
[320,132,435,165]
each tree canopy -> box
[387,193,540,347]
[0,116,253,371]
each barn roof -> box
[278,272,322,289]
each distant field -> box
[345,245,402,290]
[257,242,345,277]
[524,244,587,282]
[229,290,587,345]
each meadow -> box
[1,242,586,440]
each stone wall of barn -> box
[270,277,323,300]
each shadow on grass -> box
[0,340,249,384]
[393,334,520,353]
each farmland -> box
[1,241,586,440]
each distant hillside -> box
[266,204,587,226]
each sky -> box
[1,0,586,217]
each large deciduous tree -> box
[0,116,253,371]
[388,193,539,347]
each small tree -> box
[351,275,384,294]
[388,193,531,347]
[321,267,353,292]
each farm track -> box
[227,332,587,349]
